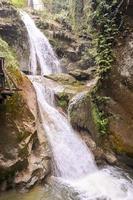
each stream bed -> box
[0,185,64,200]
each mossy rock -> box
[0,38,36,187]
[44,73,82,86]
[55,92,69,112]
[11,0,27,8]
[68,91,100,141]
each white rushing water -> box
[21,7,133,200]
[20,11,60,75]
[31,76,97,179]
[28,0,44,10]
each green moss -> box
[91,87,109,136]
[0,37,33,138]
[89,0,124,137]
[92,0,121,76]
[17,131,30,143]
[11,0,27,8]
[92,103,108,136]
[110,134,133,156]
[44,74,82,86]
[69,0,89,31]
[19,145,29,158]
[0,37,23,84]
[5,94,22,117]
[111,134,125,153]
[0,37,18,68]
[0,37,34,183]
[56,92,69,111]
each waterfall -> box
[20,10,97,179]
[20,11,60,75]
[31,76,97,179]
[20,9,133,200]
[28,0,44,10]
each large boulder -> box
[68,91,98,139]
[0,37,50,190]
[68,78,99,140]
[69,67,96,81]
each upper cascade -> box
[20,11,61,75]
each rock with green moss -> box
[69,0,92,33]
[55,92,69,112]
[68,91,99,141]
[10,0,27,8]
[0,0,29,71]
[69,67,96,81]
[44,73,80,85]
[69,0,84,30]
[0,38,50,190]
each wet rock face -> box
[78,56,95,70]
[69,67,96,81]
[14,129,51,189]
[117,40,133,87]
[0,3,51,188]
[0,0,29,71]
[53,31,75,43]
[0,70,51,191]
[0,77,35,190]
[102,17,133,161]
[0,1,24,42]
[80,131,117,166]
[126,0,133,16]
[0,1,16,17]
[68,90,99,141]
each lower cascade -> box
[20,8,133,200]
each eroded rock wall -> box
[103,17,133,165]
[0,1,51,191]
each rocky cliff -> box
[103,16,133,166]
[0,0,50,191]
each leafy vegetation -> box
[56,92,69,112]
[90,0,124,136]
[0,37,23,83]
[0,37,18,69]
[92,0,123,75]
[92,104,108,136]
[11,0,27,8]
